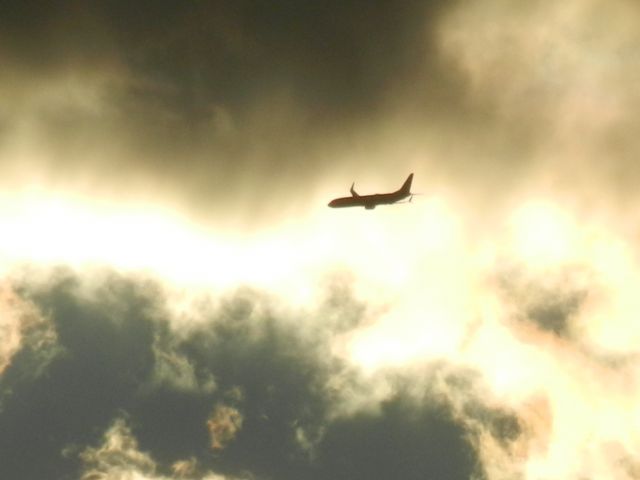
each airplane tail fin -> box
[350,182,360,197]
[398,173,413,195]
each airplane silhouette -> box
[328,173,414,210]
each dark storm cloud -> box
[0,269,521,479]
[497,266,589,338]
[0,271,161,479]
[525,294,583,338]
[0,0,473,223]
[0,0,454,118]
[312,392,477,480]
[3,0,640,229]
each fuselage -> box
[328,191,409,209]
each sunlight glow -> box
[510,201,577,267]
[0,190,466,310]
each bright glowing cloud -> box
[0,285,24,374]
[79,417,240,480]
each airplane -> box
[328,173,414,209]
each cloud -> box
[2,0,640,223]
[0,281,58,387]
[0,269,520,480]
[0,0,465,224]
[438,0,640,202]
[78,416,242,480]
[496,265,589,338]
[5,3,640,479]
[79,416,157,480]
[207,404,243,451]
[0,284,29,374]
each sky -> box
[2,1,640,479]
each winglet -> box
[350,182,360,197]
